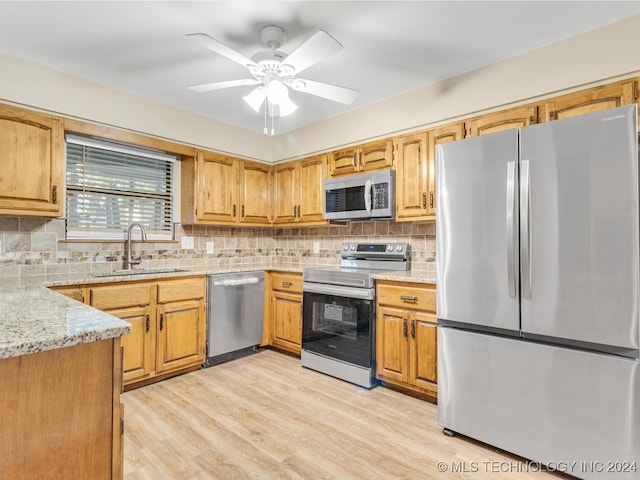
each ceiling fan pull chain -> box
[271,107,275,136]
[263,100,268,135]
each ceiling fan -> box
[186,25,358,122]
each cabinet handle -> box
[410,319,416,338]
[282,281,292,288]
[242,205,245,218]
[400,295,419,303]
[293,205,297,217]
[159,313,164,331]
[422,192,427,208]
[52,185,58,204]
[359,152,363,167]
[233,204,236,217]
[145,314,150,333]
[402,318,407,338]
[430,191,434,209]
[297,205,301,217]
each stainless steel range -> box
[302,242,410,388]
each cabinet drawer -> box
[90,283,151,310]
[157,277,206,304]
[376,282,436,312]
[270,271,302,293]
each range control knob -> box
[343,244,349,251]
[350,244,357,251]
[396,245,404,252]
[387,244,394,252]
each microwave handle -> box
[364,179,373,213]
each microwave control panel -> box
[372,182,389,209]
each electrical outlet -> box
[180,235,194,249]
[313,240,320,254]
[206,242,215,255]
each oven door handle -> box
[303,282,374,301]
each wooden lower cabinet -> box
[0,338,124,480]
[376,281,437,400]
[265,271,303,355]
[53,276,206,388]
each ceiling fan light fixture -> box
[266,80,288,104]
[275,94,298,117]
[243,87,266,112]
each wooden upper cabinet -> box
[328,139,393,177]
[395,131,429,221]
[181,150,237,224]
[0,104,63,217]
[272,154,327,226]
[466,104,537,137]
[182,151,272,226]
[395,122,464,222]
[298,154,327,224]
[272,161,299,224]
[239,160,272,225]
[543,80,636,122]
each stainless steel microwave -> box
[324,170,395,221]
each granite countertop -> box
[1,262,434,361]
[0,287,131,360]
[373,270,436,284]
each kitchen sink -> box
[92,268,190,277]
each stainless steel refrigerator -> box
[436,104,640,479]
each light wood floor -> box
[122,349,563,479]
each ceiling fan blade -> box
[187,33,258,70]
[281,30,342,75]
[290,79,358,105]
[187,78,261,93]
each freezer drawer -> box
[438,328,640,480]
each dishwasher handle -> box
[213,277,260,287]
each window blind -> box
[65,134,176,240]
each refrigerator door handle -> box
[520,159,531,299]
[506,160,517,297]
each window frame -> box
[64,134,179,241]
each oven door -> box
[302,282,375,368]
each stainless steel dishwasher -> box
[205,271,265,367]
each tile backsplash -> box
[0,217,435,287]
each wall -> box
[0,15,639,163]
[0,218,435,287]
[273,14,640,161]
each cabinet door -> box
[299,154,327,224]
[156,299,205,373]
[195,151,238,224]
[360,139,393,172]
[239,160,272,225]
[543,80,635,122]
[329,147,359,177]
[466,105,537,137]
[110,306,154,384]
[0,105,63,216]
[271,290,302,354]
[51,285,86,303]
[408,312,437,391]
[428,122,465,217]
[272,161,299,225]
[395,132,428,221]
[375,305,408,383]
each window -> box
[65,134,177,240]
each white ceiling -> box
[1,1,639,135]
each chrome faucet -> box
[126,222,147,269]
